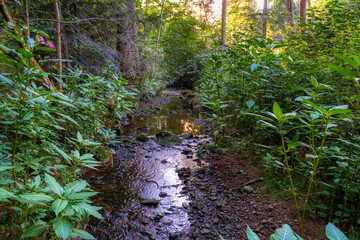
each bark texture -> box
[286,0,294,26]
[117,0,140,77]
[300,0,307,24]
[54,0,62,90]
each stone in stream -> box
[140,199,159,206]
[182,148,192,154]
[159,192,168,197]
[156,131,172,138]
[161,159,168,164]
[242,186,254,193]
[180,132,193,139]
[163,219,173,225]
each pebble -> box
[159,192,168,197]
[243,186,254,193]
[163,219,173,225]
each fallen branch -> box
[237,177,264,189]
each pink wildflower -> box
[257,38,262,42]
[39,37,46,45]
[215,37,219,41]
[210,39,213,42]
[264,40,267,44]
[259,58,261,61]
[233,39,236,42]
[258,28,261,33]
[252,59,255,62]
[49,42,55,49]
[79,69,82,73]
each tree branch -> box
[30,17,125,24]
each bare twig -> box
[30,17,125,24]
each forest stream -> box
[82,90,210,239]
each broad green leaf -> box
[0,165,14,172]
[27,38,36,48]
[72,228,96,240]
[273,101,283,120]
[20,193,54,202]
[64,180,87,196]
[21,224,49,238]
[68,191,98,200]
[72,202,102,219]
[21,111,34,121]
[52,199,68,216]
[326,223,348,240]
[246,225,260,240]
[0,74,14,86]
[329,64,355,78]
[329,106,351,115]
[45,173,64,196]
[246,100,255,109]
[269,224,297,240]
[250,63,258,72]
[53,217,72,239]
[311,76,318,88]
[0,187,15,199]
[334,53,359,68]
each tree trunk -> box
[221,0,227,45]
[155,0,166,53]
[262,0,267,38]
[299,0,307,24]
[307,0,315,24]
[117,0,140,77]
[0,0,53,88]
[286,0,294,26]
[54,0,62,90]
[23,0,30,38]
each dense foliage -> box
[196,0,360,236]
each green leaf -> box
[27,38,36,48]
[250,63,258,72]
[64,180,87,196]
[52,199,68,216]
[326,223,348,240]
[329,64,355,78]
[0,74,14,86]
[311,76,318,88]
[0,166,14,172]
[44,173,64,196]
[53,217,72,239]
[246,225,260,240]
[329,106,351,115]
[270,224,297,240]
[21,111,34,121]
[21,224,49,238]
[72,228,96,240]
[0,187,15,199]
[68,191,98,200]
[72,202,102,219]
[334,53,359,68]
[273,101,283,120]
[20,193,54,202]
[246,100,255,109]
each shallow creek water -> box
[83,90,210,239]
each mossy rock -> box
[156,131,172,138]
[136,133,149,142]
[196,168,207,174]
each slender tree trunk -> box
[54,0,62,90]
[221,0,227,44]
[23,0,30,39]
[262,0,267,38]
[299,0,307,24]
[155,0,165,53]
[307,0,315,24]
[0,0,53,88]
[286,0,294,26]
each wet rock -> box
[198,174,204,179]
[169,233,178,239]
[140,199,159,206]
[111,211,129,219]
[182,148,192,154]
[163,219,173,225]
[236,224,242,230]
[142,218,151,225]
[186,155,193,159]
[225,224,233,230]
[180,132,193,139]
[242,186,254,193]
[201,229,211,234]
[159,192,168,197]
[213,217,220,224]
[161,160,169,164]
[209,196,217,201]
[154,213,164,222]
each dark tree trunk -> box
[117,0,140,77]
[54,0,62,90]
[300,0,307,24]
[286,0,294,26]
